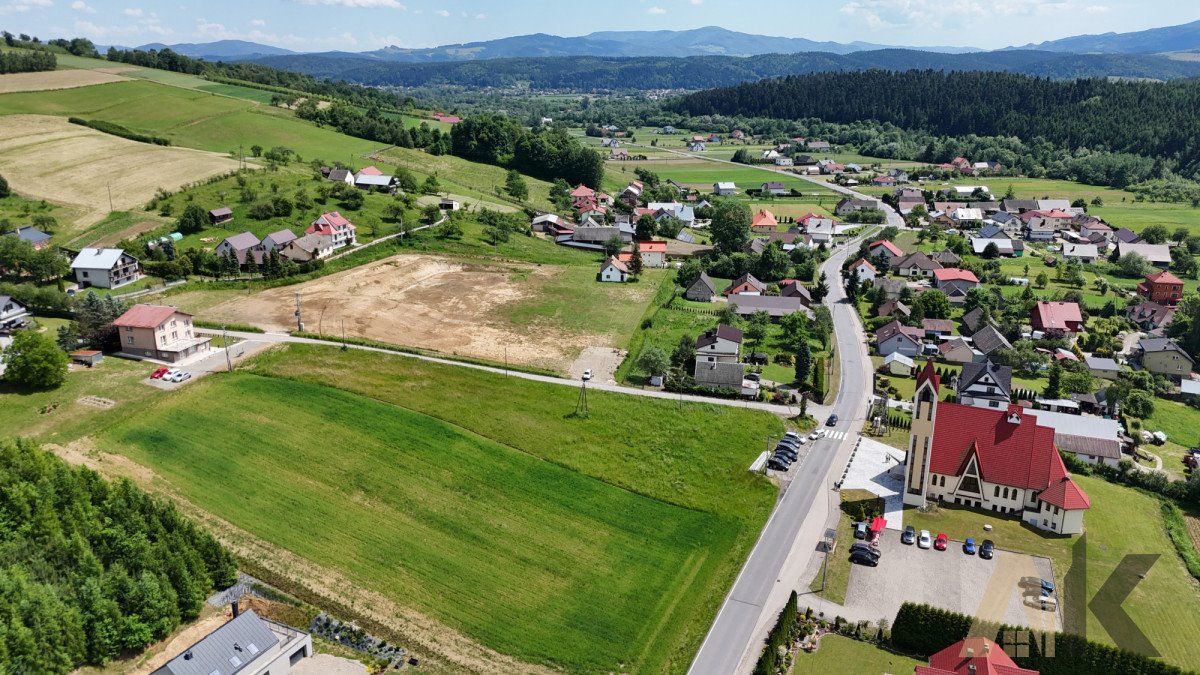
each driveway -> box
[841,535,1062,632]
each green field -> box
[377,146,557,212]
[793,635,923,675]
[87,345,783,672]
[905,474,1200,670]
[601,158,838,196]
[0,80,382,161]
[99,371,757,673]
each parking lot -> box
[841,534,1062,632]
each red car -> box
[934,533,949,551]
[150,367,169,379]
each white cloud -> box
[474,13,485,19]
[292,0,405,7]
[840,0,1073,30]
[0,0,53,14]
[70,0,95,13]
[689,0,704,4]
[250,18,266,26]
[122,7,141,16]
[1084,4,1109,12]
[648,5,666,14]
[436,8,448,16]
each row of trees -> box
[0,439,237,672]
[0,47,55,74]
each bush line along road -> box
[678,147,899,674]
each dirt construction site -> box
[0,114,241,225]
[197,255,624,373]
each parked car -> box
[1019,577,1055,595]
[150,367,169,379]
[777,436,802,448]
[772,454,796,467]
[582,369,592,381]
[849,549,879,567]
[934,533,948,551]
[767,458,789,472]
[901,525,916,545]
[783,431,802,441]
[745,372,761,382]
[170,370,192,383]
[963,538,977,555]
[163,368,181,381]
[849,542,881,560]
[826,414,839,426]
[917,529,931,549]
[980,539,994,560]
[854,521,868,540]
[774,450,798,463]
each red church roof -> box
[916,358,940,391]
[917,637,1039,675]
[1039,476,1091,510]
[930,403,1085,504]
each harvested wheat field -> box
[198,254,651,372]
[0,68,130,94]
[0,114,240,224]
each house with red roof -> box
[570,184,596,200]
[750,209,778,233]
[876,319,924,358]
[432,113,461,124]
[1031,301,1084,334]
[916,637,1039,675]
[932,268,981,303]
[112,304,211,364]
[903,360,1089,534]
[868,239,904,262]
[306,212,356,249]
[1137,270,1184,305]
[849,258,877,284]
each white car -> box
[917,529,932,549]
[582,369,593,381]
[809,429,825,441]
[163,368,181,381]
[170,370,192,383]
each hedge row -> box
[753,590,798,675]
[892,602,1196,675]
[68,117,170,146]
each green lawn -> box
[0,356,159,443]
[905,474,1200,670]
[0,192,81,245]
[211,344,783,671]
[808,511,855,605]
[376,146,557,213]
[793,635,923,675]
[600,158,838,196]
[98,372,759,673]
[0,80,382,162]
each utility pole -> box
[294,292,304,332]
[222,325,233,373]
[107,183,113,213]
[574,378,589,418]
[341,319,346,350]
[504,346,508,378]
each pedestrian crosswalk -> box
[825,430,849,441]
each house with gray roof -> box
[261,229,297,252]
[1085,355,1120,380]
[152,609,311,675]
[685,272,717,302]
[6,225,51,249]
[1135,337,1194,381]
[693,360,749,391]
[728,294,811,319]
[70,248,141,289]
[957,361,1013,410]
[216,232,263,266]
[893,251,942,278]
[0,295,29,324]
[971,324,1012,356]
[961,307,987,335]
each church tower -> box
[904,359,940,507]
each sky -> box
[0,0,1196,52]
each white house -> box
[695,325,743,363]
[70,248,141,289]
[0,295,29,324]
[599,257,629,283]
[713,182,737,196]
[849,258,877,284]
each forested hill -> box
[670,70,1200,176]
[247,49,1200,90]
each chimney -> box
[984,642,991,655]
[969,666,977,675]
[231,599,240,618]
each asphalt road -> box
[682,153,903,675]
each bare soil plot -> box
[0,68,129,93]
[0,114,240,225]
[196,254,615,371]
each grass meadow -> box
[792,635,923,675]
[98,372,756,673]
[89,345,784,672]
[0,80,383,161]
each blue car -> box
[963,537,977,555]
